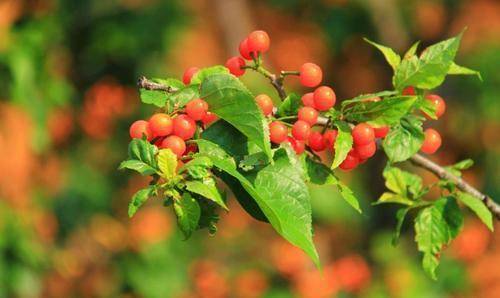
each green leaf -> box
[337,181,362,213]
[200,73,272,159]
[452,159,474,171]
[186,179,228,210]
[331,121,353,169]
[443,198,464,239]
[364,38,401,70]
[383,165,423,198]
[119,138,158,175]
[392,207,410,245]
[382,116,424,162]
[190,66,229,85]
[416,95,437,119]
[128,186,155,217]
[340,90,397,110]
[304,156,338,185]
[157,149,178,180]
[202,120,252,160]
[404,41,421,59]
[239,152,270,171]
[276,93,301,117]
[153,78,184,89]
[174,193,201,239]
[343,96,417,127]
[374,192,414,206]
[140,89,168,108]
[168,85,199,109]
[394,33,463,90]
[448,62,482,81]
[457,192,494,231]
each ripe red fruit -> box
[301,92,315,108]
[286,137,305,154]
[299,63,322,87]
[355,142,376,159]
[129,120,152,140]
[173,114,196,140]
[298,107,318,125]
[352,123,375,146]
[323,129,338,149]
[160,135,186,158]
[308,131,326,151]
[424,94,446,119]
[313,86,336,111]
[421,128,442,154]
[186,98,209,121]
[402,86,416,96]
[255,94,274,116]
[239,38,253,60]
[148,113,173,137]
[225,56,246,77]
[183,67,199,85]
[201,112,218,126]
[292,120,311,141]
[374,126,389,138]
[247,30,270,54]
[269,121,288,144]
[339,150,359,171]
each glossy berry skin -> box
[308,131,326,152]
[402,86,416,96]
[424,94,446,119]
[339,150,359,171]
[355,142,376,159]
[183,67,199,85]
[239,38,253,60]
[201,112,218,126]
[313,86,336,111]
[352,123,375,146]
[269,121,288,144]
[292,120,311,141]
[247,30,270,54]
[173,114,196,140]
[255,94,274,116]
[301,92,315,108]
[148,113,173,137]
[299,63,322,87]
[225,56,246,77]
[286,137,305,154]
[421,128,442,154]
[298,107,318,125]
[130,120,152,140]
[160,135,186,158]
[323,129,338,149]
[374,126,389,138]
[186,99,209,121]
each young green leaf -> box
[383,165,423,198]
[404,41,421,59]
[168,85,200,109]
[174,192,201,239]
[157,149,178,180]
[119,138,158,175]
[140,89,168,108]
[118,160,157,176]
[457,192,494,231]
[340,90,397,110]
[416,95,437,119]
[447,62,482,81]
[276,93,301,117]
[331,121,353,169]
[364,38,401,71]
[373,192,414,206]
[186,179,228,210]
[382,116,424,162]
[128,186,156,217]
[190,66,229,85]
[393,207,410,245]
[337,181,362,213]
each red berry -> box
[402,86,416,96]
[313,86,336,111]
[247,30,270,54]
[308,131,326,151]
[173,114,196,140]
[424,94,446,119]
[352,123,375,146]
[225,56,246,77]
[239,38,253,60]
[182,67,199,85]
[301,92,316,108]
[374,126,389,138]
[255,94,274,116]
[421,128,442,154]
[355,142,376,159]
[201,112,218,126]
[129,120,152,140]
[148,113,173,137]
[186,98,209,121]
[339,150,359,171]
[292,120,311,141]
[323,129,338,149]
[269,121,288,144]
[297,106,318,125]
[160,135,186,158]
[286,137,305,154]
[299,63,322,87]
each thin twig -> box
[137,76,178,93]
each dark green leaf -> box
[393,207,410,245]
[119,138,158,175]
[174,193,201,239]
[276,93,301,117]
[118,160,157,176]
[168,85,199,108]
[448,62,482,81]
[239,152,270,171]
[202,120,251,160]
[331,121,353,169]
[416,95,437,119]
[343,96,417,126]
[304,156,338,185]
[186,179,228,210]
[382,116,424,162]
[337,181,362,213]
[128,186,155,217]
[364,38,401,70]
[457,192,493,231]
